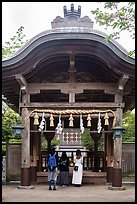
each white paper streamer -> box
[97,112,102,133]
[56,114,63,134]
[80,114,85,134]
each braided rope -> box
[23,108,117,128]
[28,108,116,126]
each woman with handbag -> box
[72,149,83,187]
[58,151,70,186]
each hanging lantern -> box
[50,114,54,127]
[69,114,74,127]
[104,112,109,126]
[33,112,39,125]
[87,114,91,127]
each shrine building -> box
[2,4,135,187]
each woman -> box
[47,146,58,190]
[58,151,69,186]
[72,149,83,186]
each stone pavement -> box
[2,183,135,202]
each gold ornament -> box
[33,112,39,125]
[50,114,54,127]
[104,112,109,126]
[69,114,74,127]
[87,114,91,127]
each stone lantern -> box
[12,123,24,137]
[112,126,125,139]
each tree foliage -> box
[2,26,27,59]
[2,101,22,142]
[122,110,135,142]
[81,129,94,150]
[91,2,135,56]
[2,26,26,143]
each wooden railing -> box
[40,150,105,172]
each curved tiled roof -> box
[2,27,134,66]
[2,4,135,112]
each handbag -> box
[74,165,78,171]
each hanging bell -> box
[50,114,54,127]
[104,112,109,126]
[33,112,39,125]
[87,114,91,127]
[69,114,74,127]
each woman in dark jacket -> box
[58,151,69,186]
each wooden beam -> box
[20,102,125,108]
[69,53,75,72]
[68,53,76,83]
[15,74,28,93]
[27,83,117,94]
[117,75,129,91]
[69,92,75,103]
[15,74,28,86]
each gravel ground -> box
[2,183,135,202]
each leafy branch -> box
[91,2,135,57]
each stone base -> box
[108,186,126,190]
[21,168,31,186]
[17,185,34,190]
[106,182,112,185]
[112,167,122,187]
[107,167,113,183]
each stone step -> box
[37,171,107,184]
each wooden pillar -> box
[21,107,31,186]
[37,132,42,172]
[45,132,55,152]
[94,139,98,172]
[106,132,113,183]
[112,92,123,187]
[30,131,38,184]
[92,133,101,172]
[112,135,122,187]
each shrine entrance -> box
[29,108,116,177]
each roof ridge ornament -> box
[64,3,81,18]
[51,4,94,29]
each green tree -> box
[2,26,27,145]
[81,129,94,151]
[91,2,135,56]
[41,133,48,150]
[122,110,135,142]
[2,101,22,143]
[2,26,27,59]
